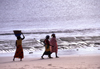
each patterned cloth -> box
[14,39,24,59]
[14,45,24,59]
[43,39,52,55]
[50,38,58,53]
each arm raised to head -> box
[21,33,25,40]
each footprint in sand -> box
[8,65,11,67]
[33,66,46,69]
[48,64,52,66]
[24,65,29,67]
[19,67,25,69]
[98,67,100,69]
[59,67,65,69]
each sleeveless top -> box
[16,39,22,46]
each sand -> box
[0,55,100,69]
[0,35,100,69]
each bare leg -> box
[48,54,53,58]
[41,53,44,59]
[20,58,22,61]
[55,53,59,58]
[13,57,15,61]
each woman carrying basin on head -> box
[13,31,25,61]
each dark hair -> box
[52,33,56,38]
[46,35,49,39]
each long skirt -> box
[44,45,52,55]
[14,45,24,59]
[51,45,58,53]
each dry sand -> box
[0,55,100,69]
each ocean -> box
[0,0,100,40]
[0,18,100,40]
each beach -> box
[0,35,100,69]
[0,54,100,69]
[0,0,100,68]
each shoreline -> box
[0,46,100,60]
[0,46,100,56]
[0,35,100,51]
[0,35,100,69]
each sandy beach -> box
[0,54,100,69]
[1,0,100,69]
[0,35,100,69]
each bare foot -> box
[41,56,44,59]
[13,58,15,61]
[20,59,22,61]
[56,56,59,58]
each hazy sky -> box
[0,0,100,22]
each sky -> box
[0,0,100,22]
[0,0,100,40]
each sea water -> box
[0,0,100,40]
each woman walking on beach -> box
[13,33,25,61]
[41,35,52,59]
[50,34,59,58]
